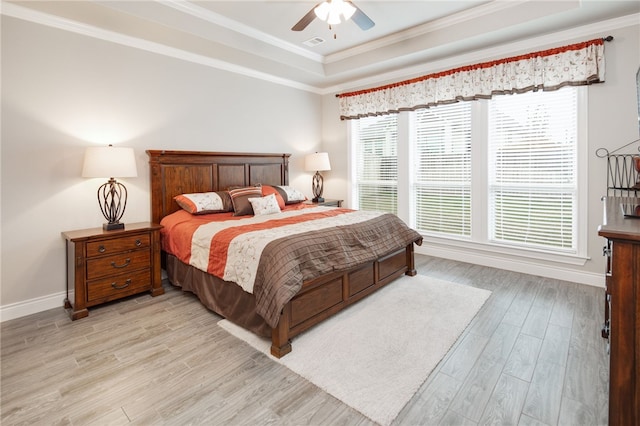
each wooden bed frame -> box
[147,150,419,357]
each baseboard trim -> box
[1,254,602,323]
[1,270,169,322]
[0,291,66,323]
[416,245,605,288]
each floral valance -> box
[337,38,607,120]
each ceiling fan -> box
[292,0,375,32]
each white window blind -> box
[413,103,472,236]
[488,88,578,252]
[349,85,585,262]
[353,115,398,214]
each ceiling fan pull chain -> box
[327,23,337,39]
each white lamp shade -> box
[305,152,332,172]
[82,146,138,178]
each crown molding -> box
[1,2,325,94]
[160,0,528,67]
[3,2,637,97]
[159,0,325,63]
[322,12,640,96]
[325,0,530,64]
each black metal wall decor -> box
[596,139,640,197]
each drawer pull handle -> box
[135,239,142,247]
[112,279,131,290]
[111,258,131,269]
[98,245,106,253]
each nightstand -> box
[62,222,164,320]
[304,199,343,207]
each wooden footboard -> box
[271,242,417,358]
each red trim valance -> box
[337,38,607,120]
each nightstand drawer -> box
[87,269,151,303]
[63,222,164,320]
[86,234,150,257]
[86,249,150,280]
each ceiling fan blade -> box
[350,2,375,30]
[292,4,320,31]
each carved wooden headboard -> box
[147,150,290,224]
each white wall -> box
[1,16,323,318]
[322,19,640,286]
[3,12,639,320]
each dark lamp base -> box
[312,197,325,203]
[103,222,125,231]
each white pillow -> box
[174,191,227,214]
[276,185,306,203]
[248,193,281,216]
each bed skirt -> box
[166,254,272,337]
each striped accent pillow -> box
[229,186,262,216]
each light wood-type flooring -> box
[1,254,609,425]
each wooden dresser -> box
[598,197,640,425]
[62,222,164,320]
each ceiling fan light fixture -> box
[294,0,374,32]
[341,2,356,20]
[314,2,330,21]
[327,9,342,25]
[314,0,357,25]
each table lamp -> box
[82,144,138,230]
[305,152,331,202]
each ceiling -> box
[4,1,640,93]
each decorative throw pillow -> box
[248,194,282,216]
[274,185,307,204]
[174,191,233,214]
[261,185,286,209]
[229,186,262,216]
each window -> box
[413,102,472,236]
[488,90,578,251]
[352,115,398,214]
[350,86,585,258]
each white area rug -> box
[218,274,491,425]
